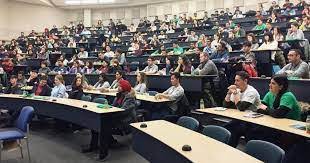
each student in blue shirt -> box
[51,75,67,98]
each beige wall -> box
[0,0,9,40]
[1,0,302,40]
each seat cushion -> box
[0,128,25,141]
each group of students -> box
[223,71,302,150]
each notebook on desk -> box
[243,112,264,118]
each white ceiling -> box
[13,0,174,8]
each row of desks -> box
[0,94,123,158]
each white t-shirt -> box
[230,85,261,107]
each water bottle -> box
[200,99,204,109]
[306,115,310,134]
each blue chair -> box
[245,140,285,163]
[81,95,92,102]
[176,116,199,131]
[202,125,231,144]
[0,106,34,163]
[92,97,108,104]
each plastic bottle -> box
[200,99,204,109]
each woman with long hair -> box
[174,55,193,74]
[257,75,301,120]
[134,72,147,93]
[69,76,84,100]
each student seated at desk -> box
[134,72,147,93]
[140,56,158,75]
[77,47,88,58]
[92,73,110,90]
[51,75,67,98]
[82,79,137,157]
[257,32,280,60]
[104,46,115,58]
[252,19,266,31]
[223,71,261,147]
[223,71,261,111]
[174,55,193,74]
[154,72,184,118]
[246,33,259,50]
[5,75,22,95]
[69,60,83,74]
[17,71,27,87]
[257,75,301,120]
[193,52,218,107]
[168,42,184,55]
[114,49,126,66]
[240,42,258,77]
[82,61,95,74]
[277,49,309,79]
[210,41,229,62]
[38,61,51,75]
[31,75,51,96]
[101,70,124,92]
[52,59,68,74]
[69,76,84,100]
[26,70,39,86]
[108,59,123,74]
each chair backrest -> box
[175,94,190,116]
[16,106,34,133]
[93,97,108,104]
[81,95,92,102]
[176,116,199,131]
[202,125,231,144]
[245,140,285,163]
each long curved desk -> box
[131,120,262,163]
[0,94,124,158]
[197,108,310,139]
[84,90,172,103]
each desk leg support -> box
[98,119,111,160]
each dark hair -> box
[17,71,23,75]
[72,76,83,90]
[115,70,124,77]
[291,22,299,28]
[10,75,17,79]
[272,75,289,108]
[148,56,155,61]
[115,48,122,54]
[171,72,181,80]
[246,33,257,43]
[99,73,108,82]
[180,55,191,66]
[40,75,48,81]
[243,41,252,47]
[41,60,48,66]
[273,26,283,35]
[235,71,250,81]
[86,61,93,69]
[263,32,274,43]
[289,49,302,56]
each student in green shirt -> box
[252,19,266,31]
[257,75,301,120]
[169,42,184,55]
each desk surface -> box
[131,120,262,163]
[84,90,172,103]
[197,108,310,138]
[0,94,123,114]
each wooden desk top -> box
[84,90,172,103]
[131,120,262,163]
[0,94,123,114]
[197,108,310,138]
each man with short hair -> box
[193,52,218,107]
[223,71,261,111]
[155,72,185,116]
[26,70,39,86]
[77,47,88,58]
[277,49,309,79]
[5,75,22,94]
[223,71,261,147]
[140,56,158,74]
[53,59,68,74]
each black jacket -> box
[69,86,84,100]
[5,84,22,94]
[31,84,51,96]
